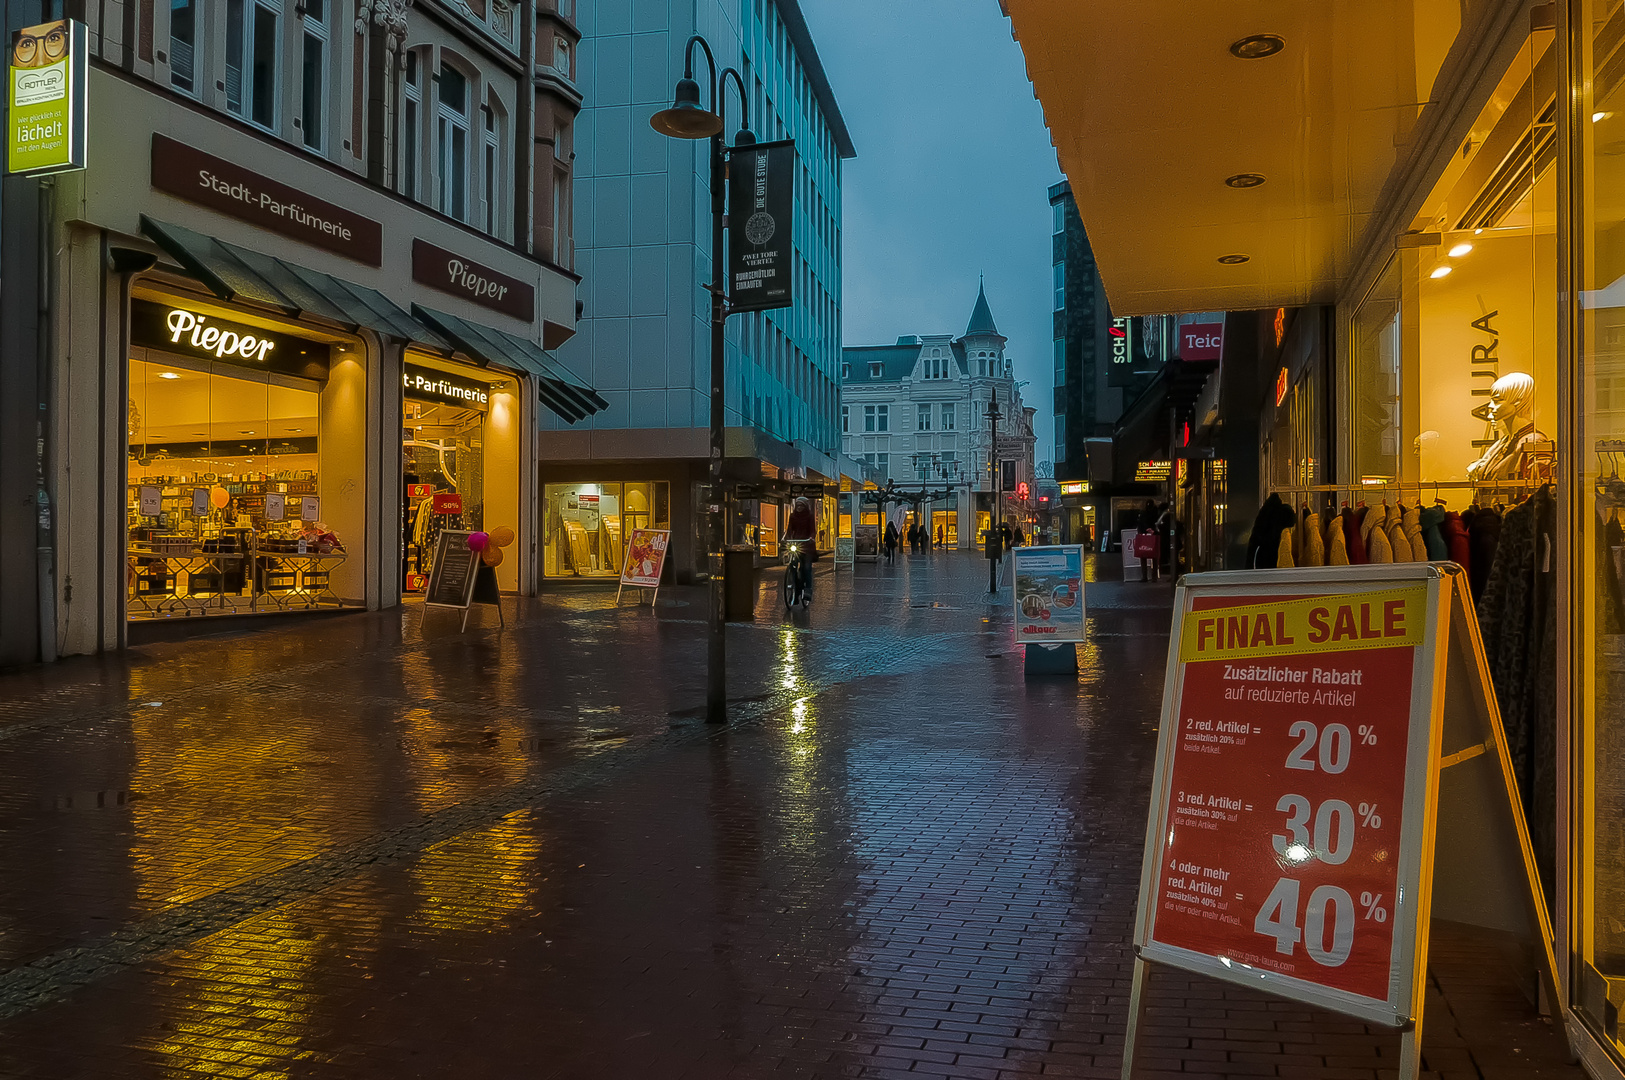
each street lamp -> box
[651,36,753,725]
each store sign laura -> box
[151,134,383,266]
[727,140,795,313]
[412,239,533,321]
[8,19,86,176]
[130,299,330,379]
[403,364,491,410]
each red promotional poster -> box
[407,483,434,498]
[620,529,670,588]
[1142,585,1427,1009]
[432,493,463,516]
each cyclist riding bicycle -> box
[783,496,817,607]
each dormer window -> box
[869,362,883,378]
[841,363,849,379]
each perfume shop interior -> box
[402,356,523,594]
[125,298,366,620]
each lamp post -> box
[651,36,754,725]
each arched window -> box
[481,93,507,236]
[400,49,424,200]
[437,61,473,221]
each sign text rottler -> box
[151,134,383,265]
[411,239,534,322]
[8,19,86,176]
[727,140,795,313]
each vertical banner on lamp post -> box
[727,139,795,312]
[7,20,86,176]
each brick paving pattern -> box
[0,550,1583,1078]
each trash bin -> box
[723,545,758,620]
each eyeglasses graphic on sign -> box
[8,19,85,177]
[12,22,67,68]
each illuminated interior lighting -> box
[1595,111,1611,122]
[1448,242,1473,258]
[1430,266,1452,279]
[158,371,180,380]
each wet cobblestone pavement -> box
[0,552,1583,1078]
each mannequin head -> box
[1486,372,1536,425]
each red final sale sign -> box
[1137,581,1435,1025]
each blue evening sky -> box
[800,0,1063,459]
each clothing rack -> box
[1265,479,1546,511]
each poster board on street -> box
[1120,528,1141,571]
[1011,545,1084,644]
[834,536,855,568]
[422,529,504,633]
[617,528,670,605]
[1122,563,1556,1080]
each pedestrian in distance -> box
[1012,526,1025,548]
[884,520,900,563]
[999,521,1013,561]
[936,524,944,547]
[907,522,919,555]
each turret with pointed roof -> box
[965,280,1001,338]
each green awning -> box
[412,305,608,424]
[140,216,451,350]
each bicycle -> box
[782,539,810,609]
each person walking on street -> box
[1135,500,1161,582]
[999,522,1013,561]
[884,520,900,563]
[936,524,944,547]
[1012,526,1025,548]
[908,522,920,555]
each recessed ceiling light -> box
[1430,265,1453,278]
[1230,34,1285,59]
[240,430,256,435]
[158,371,180,380]
[289,428,302,432]
[1225,173,1266,189]
[1448,242,1473,257]
[1217,254,1250,265]
[1595,111,1611,122]
[193,433,207,437]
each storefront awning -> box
[140,217,450,349]
[411,305,608,424]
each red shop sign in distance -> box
[1179,321,1224,361]
[432,493,463,516]
[1140,583,1428,1015]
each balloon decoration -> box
[209,486,230,509]
[466,531,490,553]
[489,526,515,549]
[481,546,504,568]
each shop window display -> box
[1574,0,1625,1057]
[126,358,343,618]
[543,483,669,578]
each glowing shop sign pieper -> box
[165,308,277,362]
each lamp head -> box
[732,126,756,148]
[650,77,723,139]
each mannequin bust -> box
[1466,372,1553,483]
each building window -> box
[876,404,888,432]
[1055,414,1066,462]
[1053,201,1064,234]
[438,63,471,222]
[170,0,196,92]
[482,102,500,234]
[554,36,571,79]
[402,51,421,200]
[299,0,327,150]
[1054,338,1065,384]
[841,363,849,379]
[841,405,848,433]
[869,361,882,378]
[941,404,955,430]
[226,0,279,129]
[917,404,931,431]
[1053,261,1065,310]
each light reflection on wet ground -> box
[0,552,1574,1078]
